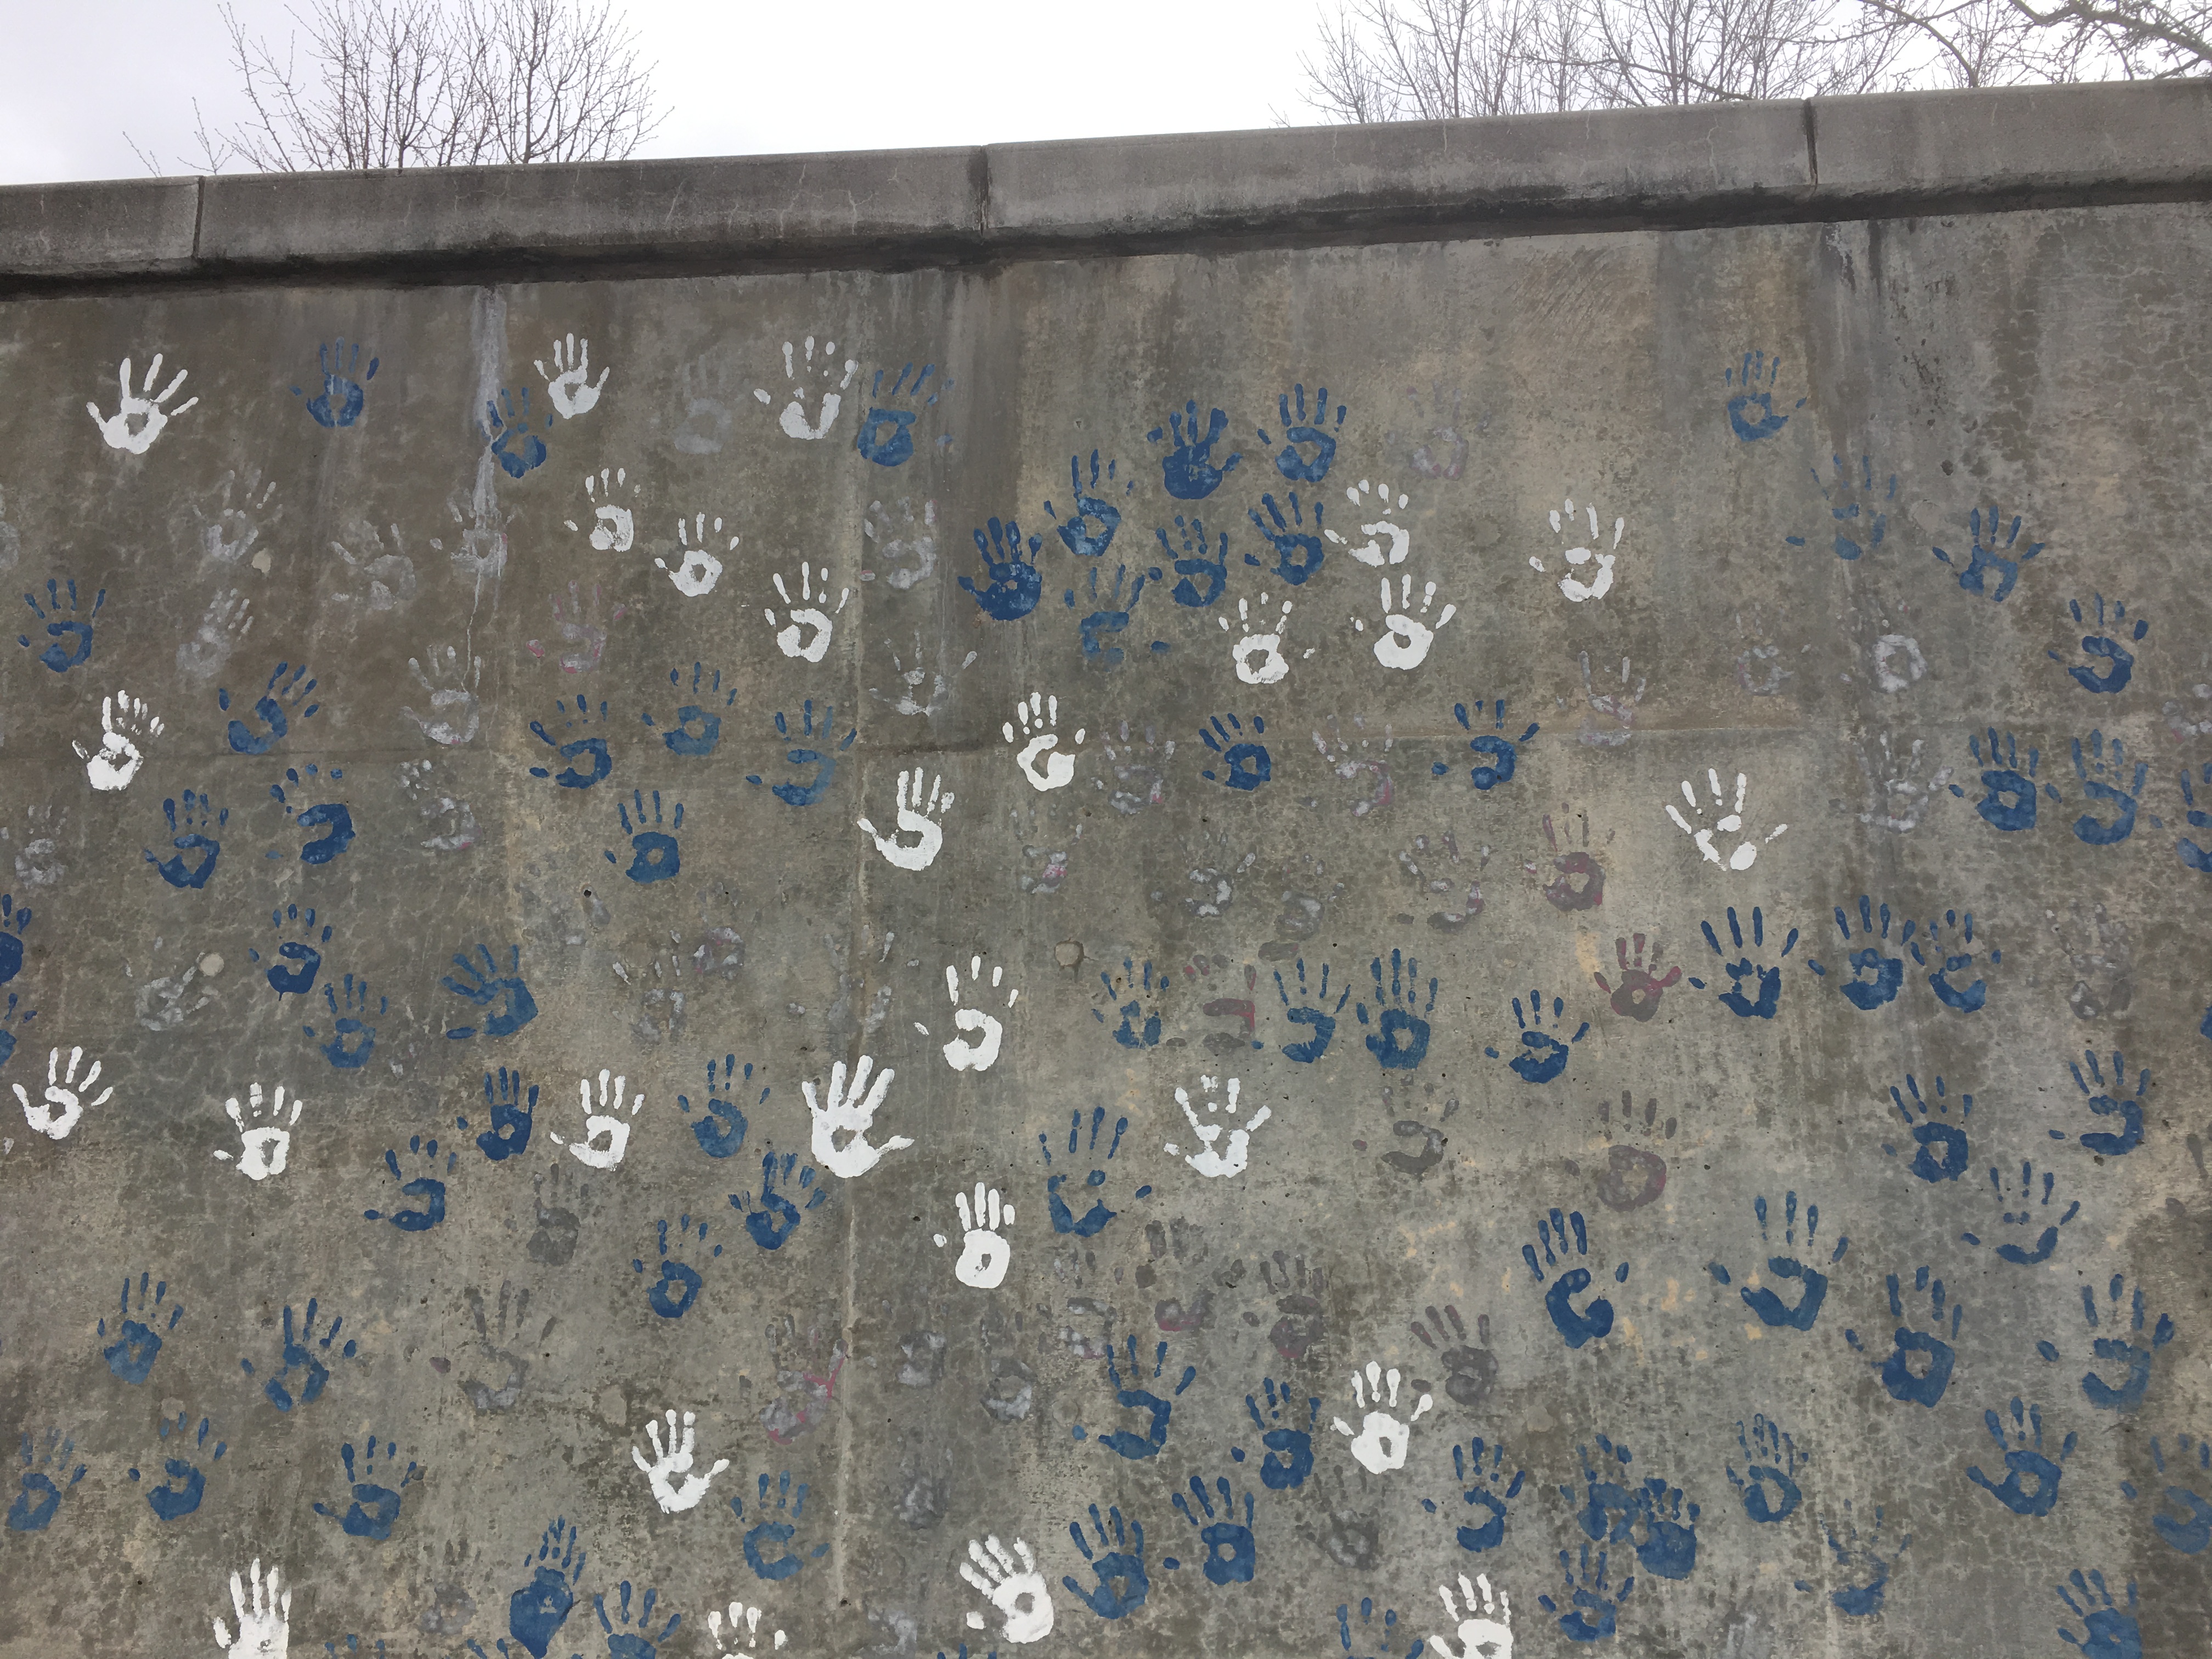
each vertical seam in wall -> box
[190,175,207,261]
[1802,101,1821,188]
[975,144,994,241]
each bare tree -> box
[132,0,664,174]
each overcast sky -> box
[1,1,1318,185]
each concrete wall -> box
[1,80,2208,1659]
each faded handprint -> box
[1849,731,1953,831]
[191,467,281,567]
[75,689,161,789]
[398,760,479,851]
[805,1053,909,1178]
[1577,653,1644,747]
[857,770,952,871]
[1594,935,1679,1022]
[864,496,939,590]
[631,1408,730,1513]
[1664,768,1786,870]
[1787,453,1895,561]
[87,353,198,453]
[329,522,417,611]
[177,589,252,684]
[534,334,610,419]
[402,645,484,743]
[212,1082,301,1180]
[527,582,623,674]
[756,335,857,439]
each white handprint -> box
[630,1408,729,1514]
[804,1053,910,1178]
[1355,575,1457,670]
[566,467,636,551]
[1222,591,1301,685]
[657,514,733,597]
[1331,1359,1432,1472]
[1532,500,1624,602]
[864,496,937,590]
[549,1069,643,1169]
[933,1182,1014,1289]
[13,1045,111,1140]
[959,1533,1054,1643]
[211,1558,290,1658]
[1429,1573,1513,1659]
[1167,1075,1272,1179]
[1005,693,1082,791]
[535,334,610,419]
[1663,768,1788,871]
[402,645,483,745]
[921,956,1017,1073]
[708,1602,788,1653]
[75,690,161,790]
[176,590,253,684]
[857,770,953,872]
[755,336,857,439]
[1327,479,1412,566]
[87,354,198,454]
[212,1082,302,1181]
[192,467,280,568]
[766,565,849,662]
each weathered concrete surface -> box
[0,82,2209,1659]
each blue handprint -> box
[1629,1469,1700,1580]
[1259,383,1345,481]
[1166,1476,1255,1584]
[1157,514,1229,607]
[680,1054,760,1158]
[1357,949,1436,1070]
[1846,1266,1960,1407]
[100,1271,182,1383]
[220,661,320,754]
[1198,712,1269,790]
[1244,491,1325,584]
[1882,1073,1971,1182]
[606,789,682,883]
[1046,450,1130,557]
[2055,1569,2141,1659]
[1953,727,2054,831]
[528,695,613,789]
[17,578,103,672]
[5,1430,84,1532]
[130,1409,225,1520]
[732,1471,828,1581]
[443,944,537,1039]
[144,791,226,889]
[1063,1503,1149,1618]
[461,1068,536,1160]
[0,991,29,1069]
[1911,909,1995,1011]
[1094,957,1166,1048]
[1706,1192,1844,1331]
[634,1214,719,1319]
[1796,1502,1909,1617]
[1805,895,1908,1010]
[1444,699,1539,789]
[1785,453,1895,560]
[1933,505,2042,601]
[2127,1435,2212,1554]
[294,338,378,427]
[1522,1208,1628,1348]
[2051,1275,2175,1414]
[1041,1106,1142,1235]
[0,896,28,988]
[1968,1396,2074,1516]
[1689,905,1797,1018]
[1083,1335,1195,1458]
[730,1148,827,1250]
[1149,399,1241,499]
[1240,1378,1318,1491]
[746,699,856,806]
[313,1432,422,1539]
[643,661,737,756]
[2061,1048,2147,1156]
[1722,351,1800,441]
[480,387,550,477]
[1727,1414,1803,1523]
[853,360,946,466]
[1539,1543,1633,1642]
[306,975,384,1069]
[241,1297,356,1411]
[1963,1160,2079,1264]
[960,517,1045,620]
[2068,730,2150,845]
[267,761,353,864]
[2177,764,2212,869]
[2051,593,2146,692]
[508,1516,585,1657]
[1335,1598,1423,1659]
[1487,988,1587,1083]
[1274,960,1347,1062]
[1067,561,1163,665]
[364,1135,454,1232]
[1449,1435,1526,1551]
[594,1581,679,1657]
